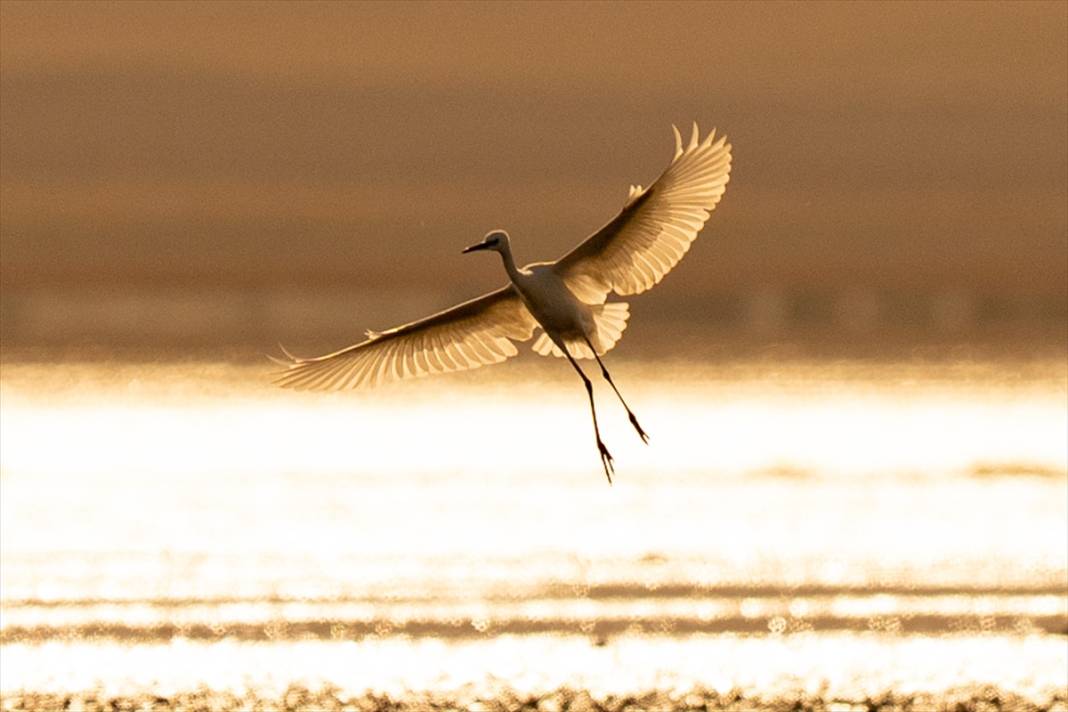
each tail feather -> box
[532,302,630,359]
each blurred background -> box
[2,0,1065,354]
[2,2,1066,709]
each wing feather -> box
[552,124,732,303]
[273,286,537,391]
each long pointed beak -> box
[462,241,490,254]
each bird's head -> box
[462,229,510,255]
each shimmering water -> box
[1,357,1065,707]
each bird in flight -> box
[274,123,732,483]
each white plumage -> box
[273,122,732,482]
[274,123,731,390]
[273,286,536,391]
[555,123,732,302]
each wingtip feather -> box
[278,342,301,362]
[266,352,291,368]
[672,124,683,160]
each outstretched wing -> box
[553,123,732,303]
[273,286,538,391]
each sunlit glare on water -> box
[1,357,1066,705]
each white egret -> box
[274,123,732,482]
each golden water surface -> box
[1,357,1065,705]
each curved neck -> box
[497,241,521,283]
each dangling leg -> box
[583,336,649,444]
[559,342,614,484]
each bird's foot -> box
[628,412,650,444]
[598,440,615,484]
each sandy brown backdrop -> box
[1,1,1065,349]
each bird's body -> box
[499,256,601,355]
[511,263,590,340]
[274,123,732,481]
